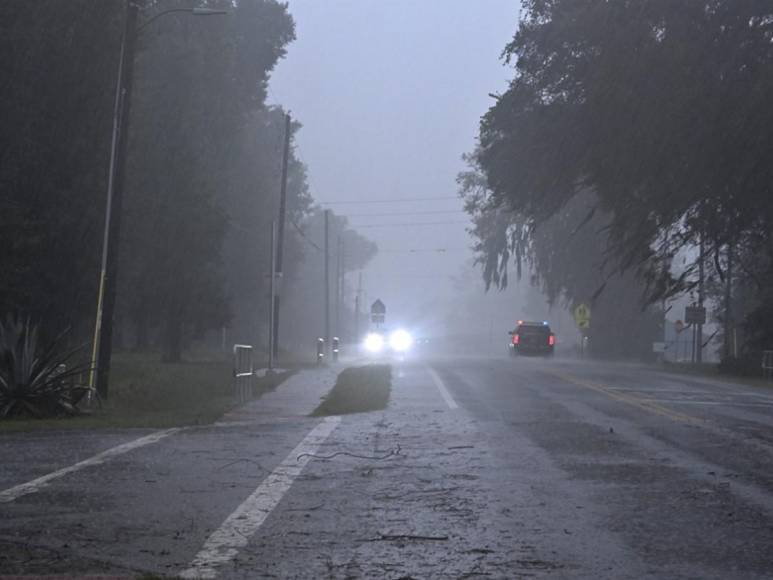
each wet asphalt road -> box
[2,355,773,578]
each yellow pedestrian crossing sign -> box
[574,303,591,329]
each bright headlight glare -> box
[364,332,385,353]
[389,329,413,352]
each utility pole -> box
[340,239,346,341]
[355,271,362,345]
[92,0,140,399]
[724,240,734,360]
[324,210,331,354]
[697,229,705,363]
[335,236,343,342]
[268,221,276,370]
[273,112,292,360]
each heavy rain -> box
[2,1,773,578]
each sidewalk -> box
[219,364,343,424]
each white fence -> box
[763,350,773,382]
[232,344,254,403]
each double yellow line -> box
[547,370,704,425]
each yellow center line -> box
[546,370,705,425]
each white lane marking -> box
[180,416,341,579]
[608,386,773,401]
[0,428,182,503]
[643,399,773,407]
[607,387,719,394]
[427,366,459,410]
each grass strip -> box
[656,360,773,390]
[0,352,292,431]
[312,364,391,416]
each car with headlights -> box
[362,328,414,356]
[508,321,555,357]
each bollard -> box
[316,338,325,365]
[332,336,340,362]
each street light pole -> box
[90,0,139,400]
[89,1,227,399]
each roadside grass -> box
[0,352,293,432]
[312,364,391,417]
[656,360,773,390]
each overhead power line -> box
[321,196,458,205]
[378,247,470,253]
[355,220,471,228]
[345,209,465,217]
[290,219,322,252]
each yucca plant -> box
[0,316,94,418]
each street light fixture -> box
[192,8,229,15]
[89,1,228,399]
[137,7,229,33]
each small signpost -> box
[371,299,386,325]
[684,305,707,363]
[685,305,706,325]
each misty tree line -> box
[1,0,375,363]
[463,0,773,366]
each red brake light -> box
[548,334,556,346]
[513,334,520,345]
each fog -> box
[270,0,521,344]
[5,3,773,575]
[4,0,766,389]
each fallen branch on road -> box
[297,444,401,462]
[359,533,449,542]
[218,457,265,470]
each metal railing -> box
[763,350,773,381]
[233,344,254,402]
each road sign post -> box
[573,303,591,357]
[371,299,386,327]
[685,305,707,364]
[573,303,591,329]
[685,305,706,325]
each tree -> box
[0,2,122,342]
[471,0,773,362]
[117,0,298,361]
[281,209,378,352]
[219,107,314,350]
[461,154,661,359]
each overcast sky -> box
[270,0,521,331]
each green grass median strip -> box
[312,364,391,417]
[0,353,293,431]
[656,361,773,390]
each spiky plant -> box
[0,316,94,418]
